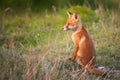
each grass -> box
[0,5,120,80]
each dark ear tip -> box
[74,13,78,19]
[67,11,72,15]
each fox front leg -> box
[69,46,79,61]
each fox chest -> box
[72,32,85,44]
[72,31,77,42]
[72,35,78,44]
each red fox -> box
[63,11,107,75]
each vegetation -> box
[0,0,120,80]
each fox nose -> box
[62,27,65,30]
[63,27,68,30]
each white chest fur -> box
[72,31,85,43]
[71,31,77,43]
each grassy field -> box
[0,4,120,80]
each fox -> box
[63,11,107,75]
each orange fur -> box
[63,12,107,75]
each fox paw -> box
[69,57,75,61]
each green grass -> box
[0,5,120,80]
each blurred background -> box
[0,0,120,11]
[0,0,120,80]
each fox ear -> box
[74,13,78,19]
[67,11,72,17]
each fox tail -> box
[86,65,107,75]
[84,57,107,75]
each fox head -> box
[63,11,82,31]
